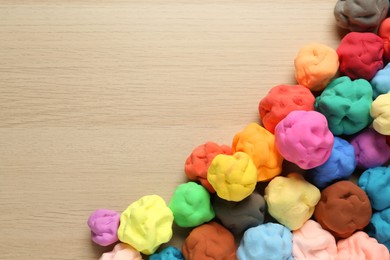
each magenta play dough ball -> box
[274,110,334,169]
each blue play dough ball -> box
[371,63,390,99]
[237,223,293,260]
[358,166,390,211]
[307,137,356,189]
[367,208,390,250]
[149,246,184,260]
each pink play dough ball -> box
[335,232,389,260]
[275,110,334,169]
[293,220,337,260]
[99,243,142,260]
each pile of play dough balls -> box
[88,1,390,259]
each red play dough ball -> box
[259,84,315,134]
[337,32,384,80]
[185,142,232,193]
[378,18,390,62]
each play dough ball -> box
[334,0,389,32]
[259,84,315,133]
[264,173,321,230]
[232,122,283,181]
[182,222,236,260]
[367,208,390,250]
[294,43,339,91]
[117,195,174,255]
[335,232,389,260]
[358,166,390,211]
[314,181,372,239]
[207,152,257,202]
[213,190,266,235]
[379,18,390,61]
[371,93,390,135]
[350,128,390,168]
[87,209,120,246]
[237,223,293,260]
[150,246,184,260]
[308,137,356,189]
[274,110,334,169]
[169,182,215,227]
[371,63,390,98]
[292,220,337,260]
[315,76,373,135]
[185,142,232,193]
[99,243,142,260]
[337,32,384,80]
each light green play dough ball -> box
[169,182,215,227]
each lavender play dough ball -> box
[87,209,120,246]
[307,137,356,189]
[213,191,266,235]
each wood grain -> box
[0,1,340,259]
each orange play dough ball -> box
[232,122,283,182]
[295,43,339,91]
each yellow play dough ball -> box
[264,173,321,230]
[371,93,390,135]
[207,152,257,202]
[117,195,174,255]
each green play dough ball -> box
[169,182,215,227]
[315,76,373,135]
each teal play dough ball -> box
[315,76,373,135]
[169,182,215,227]
[150,246,184,260]
[358,166,390,211]
[368,208,390,250]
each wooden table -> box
[0,1,340,259]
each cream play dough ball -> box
[371,92,390,135]
[265,173,321,230]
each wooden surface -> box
[0,1,340,259]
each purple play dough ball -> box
[87,209,120,246]
[350,128,390,168]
